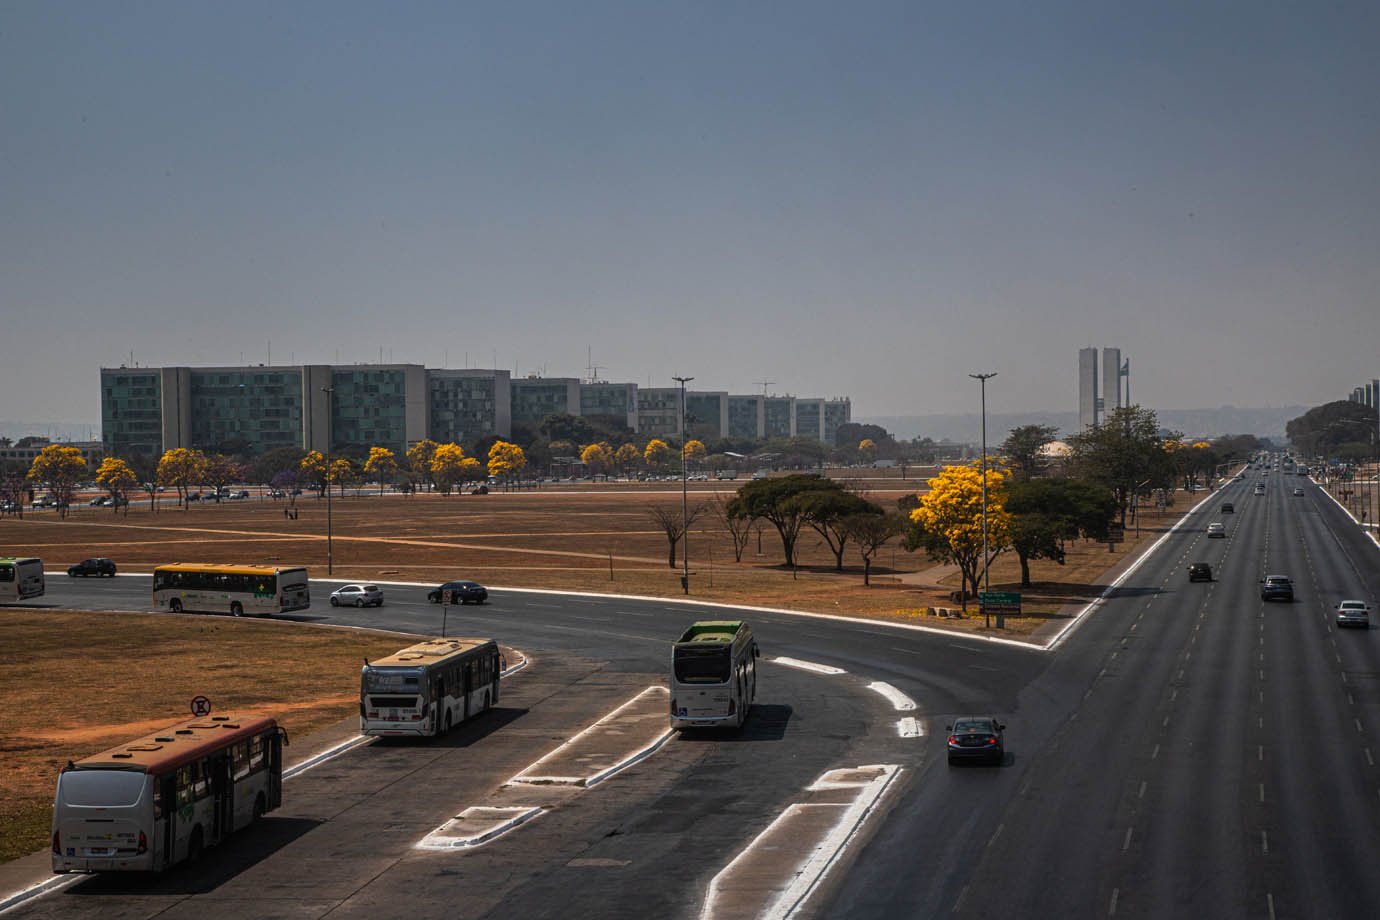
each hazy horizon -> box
[4,3,1377,423]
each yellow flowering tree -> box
[683,439,707,468]
[95,457,138,514]
[906,462,1011,609]
[299,450,327,496]
[488,440,527,483]
[28,444,88,518]
[406,439,439,492]
[431,443,469,494]
[363,446,398,495]
[644,438,671,471]
[581,442,615,477]
[615,442,642,475]
[858,438,877,464]
[157,447,206,510]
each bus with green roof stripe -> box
[670,620,759,730]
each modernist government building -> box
[100,365,851,458]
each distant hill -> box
[861,406,1307,445]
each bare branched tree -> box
[648,502,706,569]
[710,493,752,562]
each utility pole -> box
[970,372,997,628]
[673,375,694,594]
[321,386,334,576]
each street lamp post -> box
[673,375,694,594]
[970,372,997,628]
[321,386,334,576]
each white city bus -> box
[361,637,502,737]
[153,564,310,616]
[670,620,760,730]
[52,713,287,873]
[0,557,45,603]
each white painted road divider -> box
[866,681,916,711]
[508,685,672,787]
[771,657,846,675]
[700,764,902,920]
[417,805,544,850]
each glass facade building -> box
[823,399,852,446]
[763,397,795,439]
[511,378,580,427]
[101,369,165,458]
[189,368,304,453]
[637,388,681,438]
[428,370,511,445]
[328,366,426,455]
[580,383,637,431]
[728,396,763,440]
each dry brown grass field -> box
[0,482,1197,864]
[0,613,414,864]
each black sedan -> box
[428,580,489,604]
[68,557,117,577]
[1188,562,1213,582]
[947,716,1006,765]
[1260,575,1294,602]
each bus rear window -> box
[0,565,12,582]
[675,647,731,684]
[61,770,146,806]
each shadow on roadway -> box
[675,703,792,743]
[57,816,321,898]
[369,705,528,749]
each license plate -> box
[88,847,113,856]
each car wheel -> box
[355,598,364,607]
[330,596,339,607]
[169,599,182,613]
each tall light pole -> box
[673,375,694,594]
[321,386,334,576]
[970,372,997,628]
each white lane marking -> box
[1138,781,1147,799]
[897,717,923,738]
[1109,887,1120,916]
[772,657,845,675]
[0,876,79,916]
[866,681,916,711]
[700,764,902,920]
[1122,827,1133,851]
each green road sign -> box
[979,591,1021,613]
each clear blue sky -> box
[3,1,1377,424]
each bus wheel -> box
[483,691,490,711]
[444,711,453,734]
[253,793,266,822]
[187,826,203,863]
[169,599,182,613]
[230,602,243,617]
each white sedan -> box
[1337,600,1371,629]
[330,584,385,607]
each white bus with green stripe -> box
[670,620,759,730]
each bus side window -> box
[177,766,193,809]
[153,781,164,819]
[232,740,250,780]
[249,734,264,773]
[191,761,208,800]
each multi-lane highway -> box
[6,464,1379,919]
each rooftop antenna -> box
[754,380,775,397]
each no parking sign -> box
[190,695,212,717]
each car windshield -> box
[953,720,993,733]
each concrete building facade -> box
[1078,347,1099,429]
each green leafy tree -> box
[1005,478,1117,587]
[1000,424,1060,482]
[789,488,882,571]
[726,474,844,567]
[1066,406,1177,527]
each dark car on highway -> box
[1220,502,1234,513]
[428,580,489,604]
[68,558,117,577]
[1260,575,1294,602]
[1188,563,1213,582]
[946,716,1005,765]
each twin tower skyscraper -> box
[1078,347,1130,429]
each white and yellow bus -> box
[670,620,760,730]
[52,713,287,873]
[0,557,45,603]
[361,637,502,737]
[153,564,310,617]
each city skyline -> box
[4,3,1378,423]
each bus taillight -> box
[670,698,677,715]
[137,831,147,854]
[52,831,60,855]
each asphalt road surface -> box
[9,466,1380,918]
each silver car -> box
[330,584,385,607]
[1337,600,1371,629]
